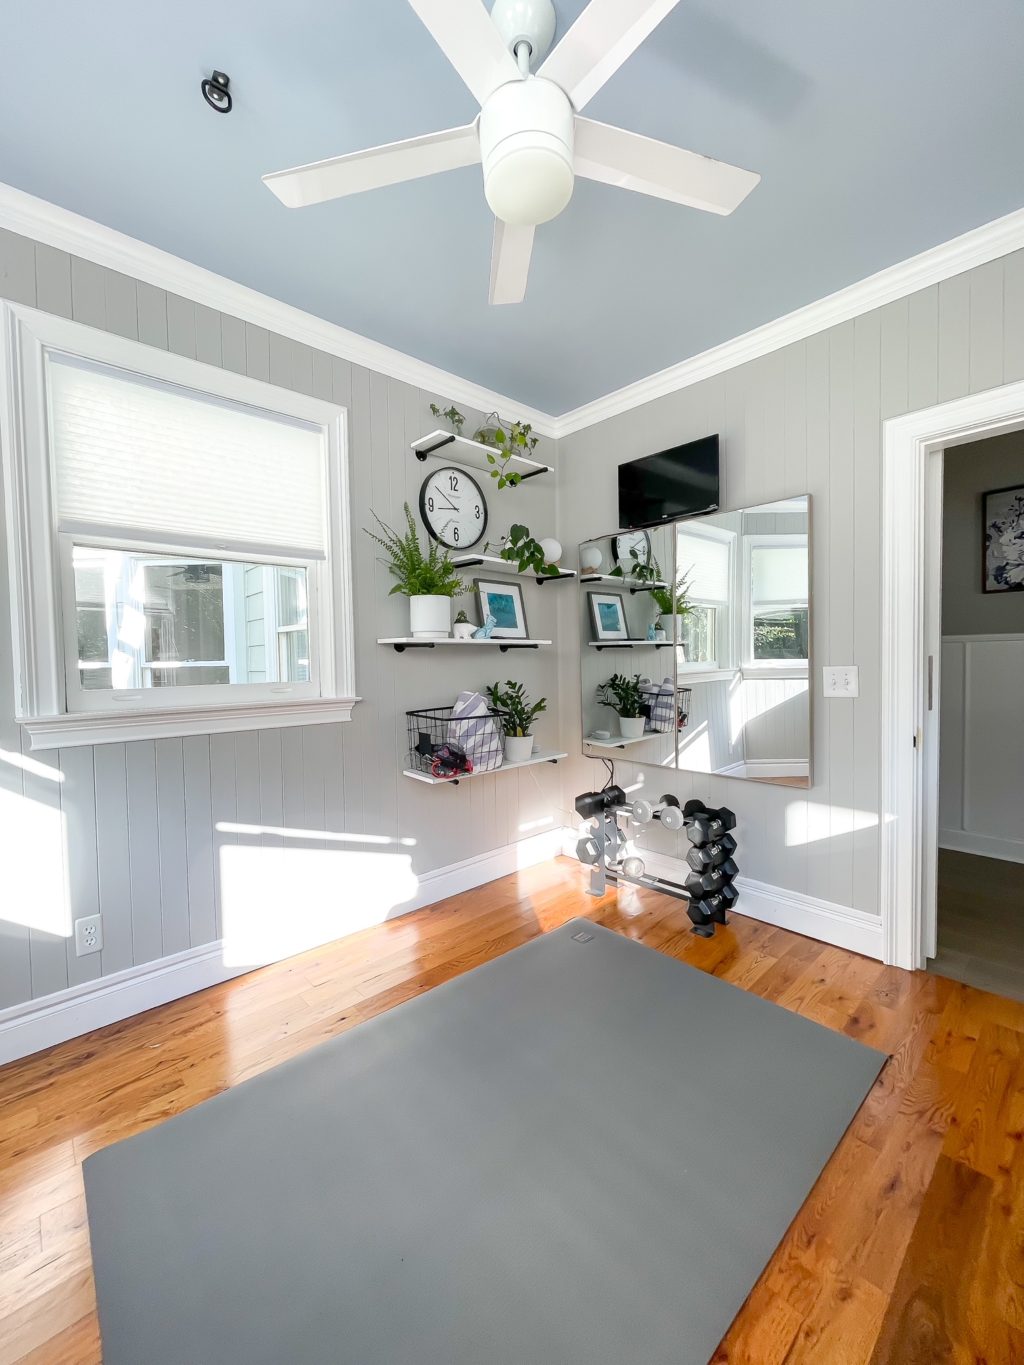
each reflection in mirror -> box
[675,497,811,787]
[578,524,678,769]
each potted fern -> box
[651,570,692,646]
[596,672,647,740]
[486,680,547,763]
[365,503,465,639]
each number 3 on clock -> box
[418,467,488,551]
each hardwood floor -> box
[930,848,1024,1001]
[2,856,1023,1363]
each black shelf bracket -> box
[414,434,456,461]
[595,643,634,651]
[392,642,436,652]
[499,642,539,652]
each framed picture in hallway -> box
[983,484,1024,593]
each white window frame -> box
[0,303,358,749]
[675,521,737,680]
[741,533,809,679]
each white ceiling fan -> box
[262,0,760,305]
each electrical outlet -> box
[74,914,103,957]
[823,665,859,698]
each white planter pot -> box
[453,621,475,640]
[658,614,685,658]
[503,734,534,764]
[618,715,645,740]
[409,595,451,639]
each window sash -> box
[59,536,323,715]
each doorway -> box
[881,380,1024,972]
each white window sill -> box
[675,667,737,684]
[21,697,361,751]
[740,664,810,681]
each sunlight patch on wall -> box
[217,822,416,847]
[785,800,878,847]
[0,787,69,935]
[0,747,64,782]
[219,842,418,967]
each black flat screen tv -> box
[618,435,720,529]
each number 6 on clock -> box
[418,467,488,551]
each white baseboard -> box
[0,829,565,1066]
[939,828,1024,866]
[715,760,809,779]
[609,844,885,960]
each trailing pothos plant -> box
[364,503,466,597]
[473,410,540,489]
[487,524,560,577]
[429,401,465,435]
[610,544,660,585]
[486,680,547,737]
[596,672,647,720]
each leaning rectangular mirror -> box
[675,496,811,787]
[578,524,678,770]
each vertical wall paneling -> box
[1002,249,1024,384]
[155,739,190,957]
[136,281,168,350]
[125,743,163,965]
[103,271,138,341]
[33,243,72,319]
[94,743,134,975]
[165,293,197,359]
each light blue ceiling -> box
[2,1,1023,413]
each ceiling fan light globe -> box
[485,143,574,225]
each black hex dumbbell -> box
[691,883,739,925]
[687,898,714,938]
[686,806,738,846]
[684,868,727,898]
[686,834,738,871]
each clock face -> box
[613,530,652,570]
[419,467,488,550]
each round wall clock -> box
[419,467,488,550]
[613,529,652,570]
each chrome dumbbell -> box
[628,794,685,831]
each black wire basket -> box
[406,704,509,780]
[677,686,692,729]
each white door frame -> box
[880,378,1024,969]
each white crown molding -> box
[0,181,557,436]
[553,205,1024,437]
[5,181,1024,441]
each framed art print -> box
[474,579,529,638]
[983,484,1024,593]
[588,592,629,641]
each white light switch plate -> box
[823,665,859,698]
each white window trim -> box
[741,532,809,675]
[0,303,359,749]
[675,520,736,674]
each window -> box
[2,306,355,747]
[676,525,733,670]
[746,537,809,666]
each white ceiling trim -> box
[552,205,1024,437]
[0,181,557,435]
[3,182,1024,440]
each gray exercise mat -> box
[84,919,885,1364]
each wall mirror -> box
[578,496,811,787]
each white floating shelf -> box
[378,637,552,652]
[584,734,655,750]
[411,430,550,480]
[451,552,575,583]
[404,748,567,785]
[587,640,674,650]
[579,573,669,592]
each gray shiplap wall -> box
[555,251,1024,917]
[0,228,567,1009]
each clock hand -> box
[434,494,458,511]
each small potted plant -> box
[596,672,647,740]
[453,609,475,640]
[365,503,465,639]
[651,570,692,647]
[487,680,547,763]
[486,524,561,578]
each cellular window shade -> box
[677,530,731,602]
[752,544,808,604]
[47,355,327,557]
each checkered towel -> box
[448,691,504,772]
[641,678,676,733]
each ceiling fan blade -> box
[538,0,682,111]
[406,0,520,106]
[488,219,534,305]
[263,124,480,208]
[574,118,760,215]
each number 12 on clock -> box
[418,467,488,550]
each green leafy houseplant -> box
[489,524,560,577]
[650,571,692,618]
[364,504,466,598]
[596,673,646,719]
[473,411,540,490]
[429,401,465,435]
[486,680,547,737]
[610,544,659,586]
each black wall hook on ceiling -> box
[201,71,232,113]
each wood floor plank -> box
[1,855,1023,1362]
